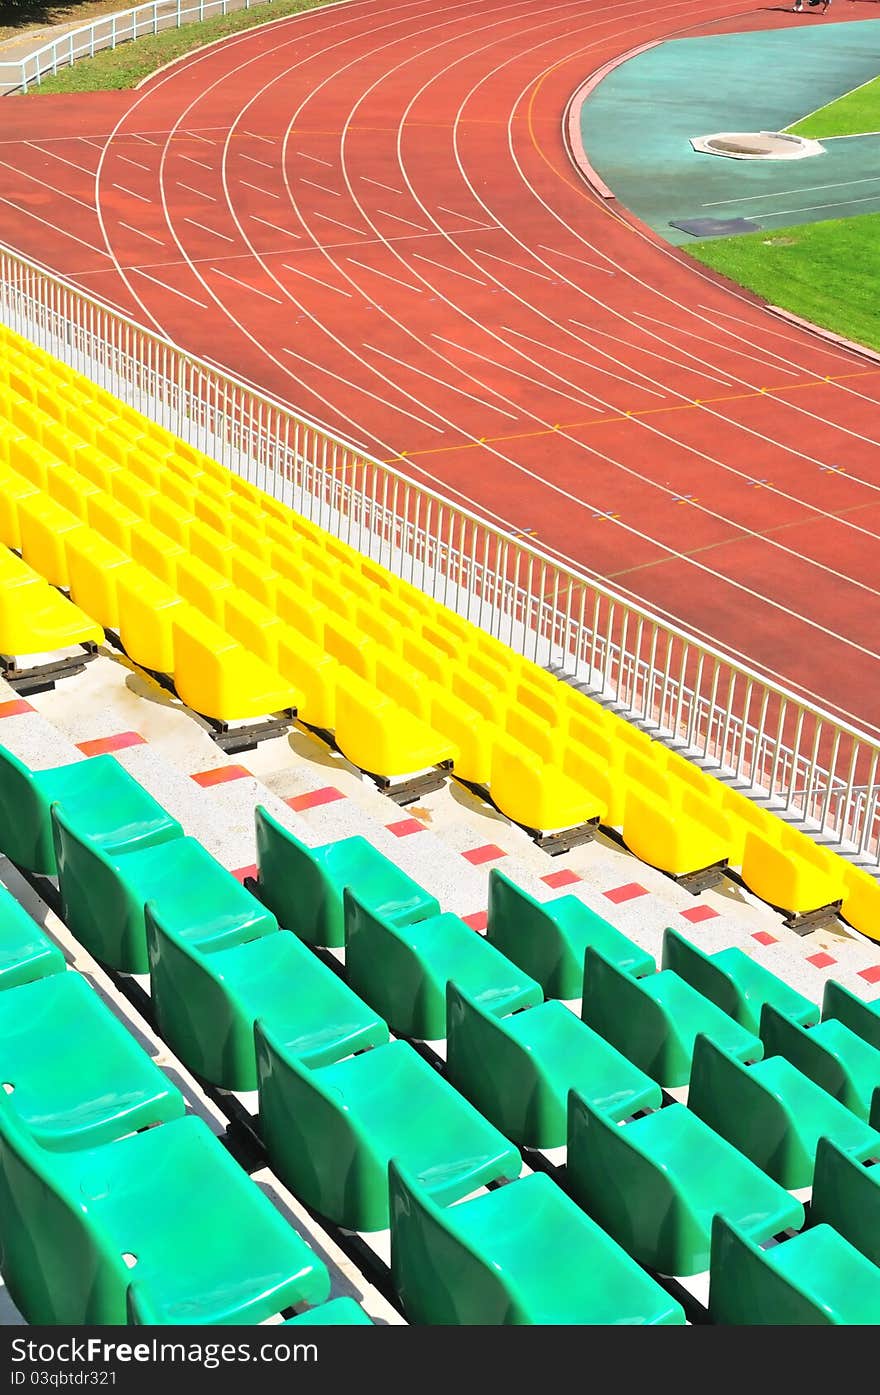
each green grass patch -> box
[687,212,880,354]
[787,73,880,139]
[16,0,338,92]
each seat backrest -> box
[0,743,42,870]
[662,926,740,1018]
[811,1136,880,1268]
[254,804,323,943]
[343,888,422,1034]
[823,979,880,1052]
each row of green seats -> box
[0,885,348,1326]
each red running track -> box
[2,0,880,734]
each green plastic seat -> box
[760,1002,880,1121]
[445,983,661,1148]
[0,970,184,1151]
[146,904,389,1090]
[709,1214,880,1325]
[0,744,182,875]
[822,979,880,1052]
[344,889,541,1040]
[0,884,65,990]
[662,927,819,1034]
[486,869,654,999]
[566,1092,803,1276]
[282,1298,373,1326]
[688,1034,880,1188]
[581,948,762,1087]
[389,1163,686,1325]
[53,807,277,973]
[810,1137,880,1268]
[255,1031,520,1231]
[0,1106,329,1325]
[255,805,439,948]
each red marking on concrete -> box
[752,931,778,946]
[386,817,427,837]
[462,911,488,932]
[0,699,35,718]
[681,904,720,924]
[232,864,258,884]
[542,869,582,889]
[463,844,506,866]
[287,786,345,812]
[858,965,880,985]
[78,732,145,756]
[807,952,836,969]
[604,883,648,904]
[191,764,250,787]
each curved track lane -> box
[2,0,880,732]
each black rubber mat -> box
[670,216,761,237]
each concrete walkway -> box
[0,0,274,95]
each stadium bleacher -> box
[1,323,880,1326]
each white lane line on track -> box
[632,310,801,377]
[242,132,275,146]
[211,266,283,304]
[438,204,495,227]
[131,267,207,308]
[177,181,215,201]
[347,257,423,291]
[0,196,110,258]
[281,345,447,433]
[113,183,152,203]
[540,243,614,276]
[25,142,95,177]
[119,221,166,246]
[300,177,341,196]
[297,150,334,167]
[281,262,353,296]
[362,175,404,194]
[240,153,274,169]
[79,138,104,150]
[115,153,152,173]
[365,341,519,418]
[704,173,880,207]
[314,210,365,236]
[240,179,280,199]
[250,214,300,237]
[475,247,555,282]
[434,333,603,413]
[570,319,736,389]
[0,158,96,211]
[184,217,235,242]
[699,304,856,364]
[131,133,155,145]
[411,250,486,284]
[376,206,429,231]
[186,131,215,145]
[178,152,214,170]
[503,324,667,399]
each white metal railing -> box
[0,0,273,93]
[2,242,879,867]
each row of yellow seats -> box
[0,544,101,658]
[0,447,298,726]
[3,334,872,929]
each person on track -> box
[793,0,831,12]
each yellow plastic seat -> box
[149,494,194,546]
[665,751,720,802]
[490,734,606,834]
[276,628,338,730]
[87,494,140,552]
[375,650,433,722]
[450,667,499,724]
[18,495,85,588]
[223,590,284,667]
[193,492,232,536]
[430,687,498,786]
[122,454,164,491]
[402,631,449,686]
[421,620,461,662]
[110,471,155,517]
[0,574,102,656]
[46,464,99,520]
[624,747,674,803]
[840,864,880,942]
[311,572,358,624]
[334,670,456,780]
[610,719,654,755]
[188,520,237,578]
[172,611,299,723]
[130,522,186,588]
[74,449,120,494]
[562,741,626,827]
[229,515,267,554]
[175,554,233,625]
[623,785,730,879]
[161,473,197,514]
[93,425,143,471]
[229,552,280,608]
[9,436,56,490]
[274,580,322,639]
[356,603,403,654]
[358,556,397,597]
[505,706,555,765]
[740,831,843,917]
[269,545,310,592]
[468,647,521,696]
[517,677,563,730]
[323,615,378,682]
[679,788,743,864]
[779,826,847,892]
[117,568,188,674]
[0,467,39,549]
[66,532,136,631]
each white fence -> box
[1,243,879,868]
[0,0,274,93]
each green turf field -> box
[787,74,880,138]
[17,0,338,93]
[688,211,880,353]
